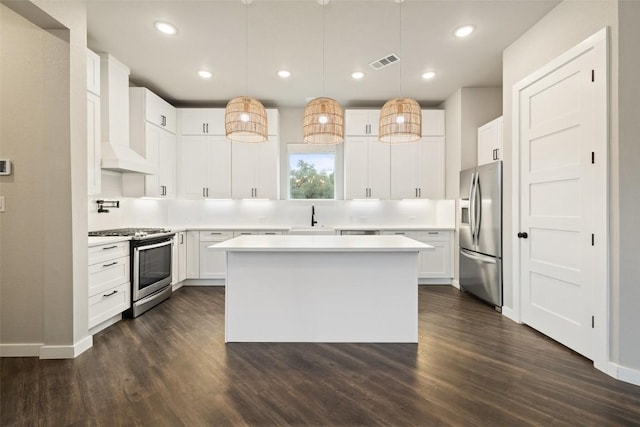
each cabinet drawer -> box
[89,255,130,297]
[414,231,451,242]
[199,231,234,242]
[88,241,129,265]
[88,282,130,329]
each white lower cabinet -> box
[172,231,187,289]
[88,241,131,330]
[383,230,453,282]
[199,231,233,279]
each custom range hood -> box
[99,54,155,175]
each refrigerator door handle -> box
[475,174,482,243]
[469,172,476,244]
[460,248,497,264]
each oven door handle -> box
[135,239,173,252]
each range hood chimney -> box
[99,54,155,174]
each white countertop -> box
[209,235,433,252]
[88,236,131,246]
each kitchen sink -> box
[288,226,336,235]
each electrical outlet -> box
[0,196,5,212]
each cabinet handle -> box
[206,123,209,133]
[428,231,439,235]
[180,234,184,244]
[206,188,209,197]
[102,245,117,250]
[161,115,166,126]
[102,261,117,268]
[210,232,222,235]
[418,188,422,197]
[103,290,118,298]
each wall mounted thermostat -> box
[0,159,11,175]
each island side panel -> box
[225,251,418,343]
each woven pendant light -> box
[225,96,268,143]
[379,97,421,143]
[304,97,344,145]
[225,0,268,143]
[379,0,421,143]
[303,0,344,145]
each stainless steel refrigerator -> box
[459,162,502,308]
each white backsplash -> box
[166,199,455,229]
[89,172,455,231]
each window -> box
[288,144,336,199]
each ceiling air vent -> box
[369,53,400,70]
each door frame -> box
[511,28,609,369]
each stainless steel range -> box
[89,228,175,317]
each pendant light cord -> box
[245,1,248,96]
[321,3,325,97]
[399,0,402,97]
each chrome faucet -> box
[311,205,318,227]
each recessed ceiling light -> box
[351,71,365,80]
[198,70,212,79]
[422,71,436,80]
[154,21,177,35]
[277,70,291,79]
[454,25,475,38]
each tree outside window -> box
[289,153,335,199]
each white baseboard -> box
[0,343,43,357]
[1,335,93,359]
[184,278,225,287]
[501,306,521,323]
[39,335,93,359]
[451,279,460,289]
[596,362,640,386]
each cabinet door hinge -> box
[592,315,595,328]
[591,70,595,82]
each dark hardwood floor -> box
[2,286,640,426]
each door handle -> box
[517,232,528,239]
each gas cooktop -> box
[88,227,174,239]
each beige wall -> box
[502,0,640,370]
[616,0,640,369]
[0,0,88,355]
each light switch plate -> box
[0,196,5,212]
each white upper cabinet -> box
[345,109,380,136]
[177,108,278,199]
[87,92,101,195]
[142,89,176,134]
[344,137,390,199]
[390,136,445,199]
[87,49,101,195]
[87,49,101,96]
[231,135,279,199]
[477,116,503,166]
[421,110,445,136]
[179,135,231,199]
[179,108,225,135]
[124,88,177,198]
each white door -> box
[205,136,232,199]
[367,139,390,199]
[344,137,370,199]
[180,136,208,198]
[417,136,445,199]
[517,40,605,360]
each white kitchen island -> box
[209,235,432,343]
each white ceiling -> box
[87,0,559,109]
